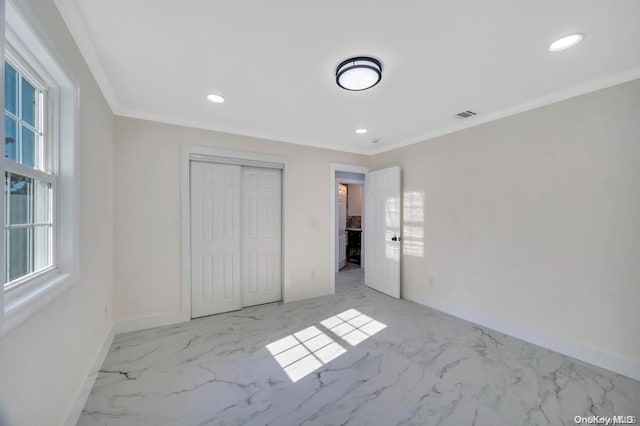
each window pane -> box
[21,126,37,168]
[8,228,30,281]
[4,172,52,284]
[21,78,37,127]
[4,62,18,115]
[33,225,51,271]
[8,173,32,225]
[33,180,50,223]
[5,115,17,162]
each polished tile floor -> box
[79,270,640,425]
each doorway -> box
[329,163,369,294]
[336,174,364,274]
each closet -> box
[190,160,282,318]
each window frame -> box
[4,45,58,289]
[1,1,79,336]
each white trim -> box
[1,271,75,336]
[110,68,640,157]
[417,297,640,382]
[6,1,76,89]
[64,325,114,426]
[189,153,284,169]
[46,0,640,156]
[329,163,369,295]
[93,70,640,158]
[371,66,640,155]
[114,312,184,335]
[0,0,6,331]
[117,108,369,155]
[336,178,365,185]
[181,145,289,323]
[51,0,118,112]
[1,0,80,334]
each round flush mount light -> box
[548,33,584,52]
[336,57,382,91]
[355,128,368,134]
[206,93,226,104]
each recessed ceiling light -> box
[336,57,382,91]
[206,94,226,104]
[548,33,584,52]
[355,128,368,134]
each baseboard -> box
[414,297,640,382]
[64,325,114,426]
[114,311,185,334]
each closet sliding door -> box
[190,161,282,318]
[191,162,242,318]
[242,167,282,307]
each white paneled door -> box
[241,167,282,307]
[364,166,401,299]
[191,162,242,317]
[190,162,282,318]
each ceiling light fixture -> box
[206,94,226,104]
[336,57,382,91]
[548,33,584,51]
[355,128,368,134]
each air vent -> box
[454,110,477,119]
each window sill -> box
[2,269,77,337]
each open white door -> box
[364,166,401,298]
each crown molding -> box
[51,0,640,157]
[115,107,370,155]
[53,0,119,112]
[370,66,640,155]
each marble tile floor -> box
[79,269,640,425]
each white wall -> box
[347,184,363,217]
[372,78,640,379]
[114,117,369,323]
[0,0,115,425]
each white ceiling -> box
[54,0,640,154]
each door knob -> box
[391,235,401,242]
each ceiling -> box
[54,0,640,154]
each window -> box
[1,1,78,334]
[4,59,54,288]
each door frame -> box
[335,179,363,272]
[336,183,348,271]
[329,163,369,295]
[181,145,288,322]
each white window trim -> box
[0,0,79,336]
[4,46,56,287]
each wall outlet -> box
[104,303,109,320]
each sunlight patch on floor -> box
[266,309,387,382]
[266,326,346,382]
[321,309,387,346]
